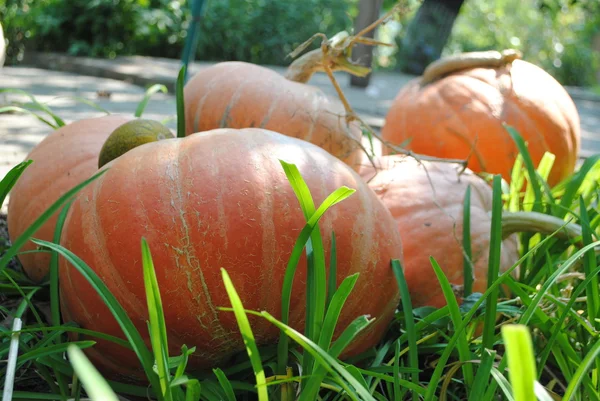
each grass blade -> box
[276,183,355,373]
[177,65,187,138]
[66,344,120,401]
[213,368,236,401]
[326,232,338,311]
[578,197,599,328]
[135,84,168,117]
[262,311,376,401]
[220,268,269,401]
[2,317,22,401]
[562,336,600,400]
[501,325,536,401]
[141,238,171,401]
[0,160,33,209]
[391,259,419,400]
[0,88,65,127]
[50,199,74,329]
[559,155,600,216]
[505,124,543,212]
[481,175,503,352]
[462,184,473,297]
[429,257,473,389]
[299,273,360,401]
[31,239,161,395]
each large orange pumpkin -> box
[8,115,132,282]
[183,53,364,171]
[359,153,520,307]
[58,128,403,380]
[381,50,581,186]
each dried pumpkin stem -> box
[421,49,522,84]
[286,2,470,171]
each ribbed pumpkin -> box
[183,53,364,170]
[59,128,403,380]
[381,50,581,186]
[359,153,520,307]
[7,114,131,282]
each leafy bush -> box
[378,0,599,86]
[0,0,357,66]
[446,0,600,86]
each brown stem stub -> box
[421,49,523,84]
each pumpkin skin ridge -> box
[59,128,403,379]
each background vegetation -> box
[0,0,599,85]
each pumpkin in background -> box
[381,49,581,186]
[59,127,403,380]
[183,48,365,171]
[359,153,520,308]
[8,114,131,283]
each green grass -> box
[1,83,600,401]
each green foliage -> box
[1,0,357,66]
[446,0,600,86]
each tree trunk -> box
[398,0,466,75]
[349,0,383,87]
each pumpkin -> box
[183,47,365,171]
[381,49,581,186]
[7,114,132,283]
[359,153,520,307]
[58,127,403,380]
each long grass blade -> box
[462,184,474,297]
[501,325,536,401]
[177,65,187,138]
[276,183,355,373]
[578,198,599,328]
[262,311,376,401]
[31,239,161,394]
[141,238,171,401]
[220,268,269,401]
[0,160,33,209]
[391,259,419,399]
[505,124,543,212]
[66,345,120,401]
[50,199,74,329]
[429,257,473,389]
[481,175,503,352]
[135,84,169,117]
[562,337,600,400]
[2,318,22,401]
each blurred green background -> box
[1,0,599,87]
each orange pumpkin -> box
[381,50,581,186]
[359,153,519,307]
[59,128,403,380]
[8,115,132,282]
[183,52,364,171]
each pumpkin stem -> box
[421,49,522,84]
[501,211,597,251]
[284,31,373,84]
[288,3,471,172]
